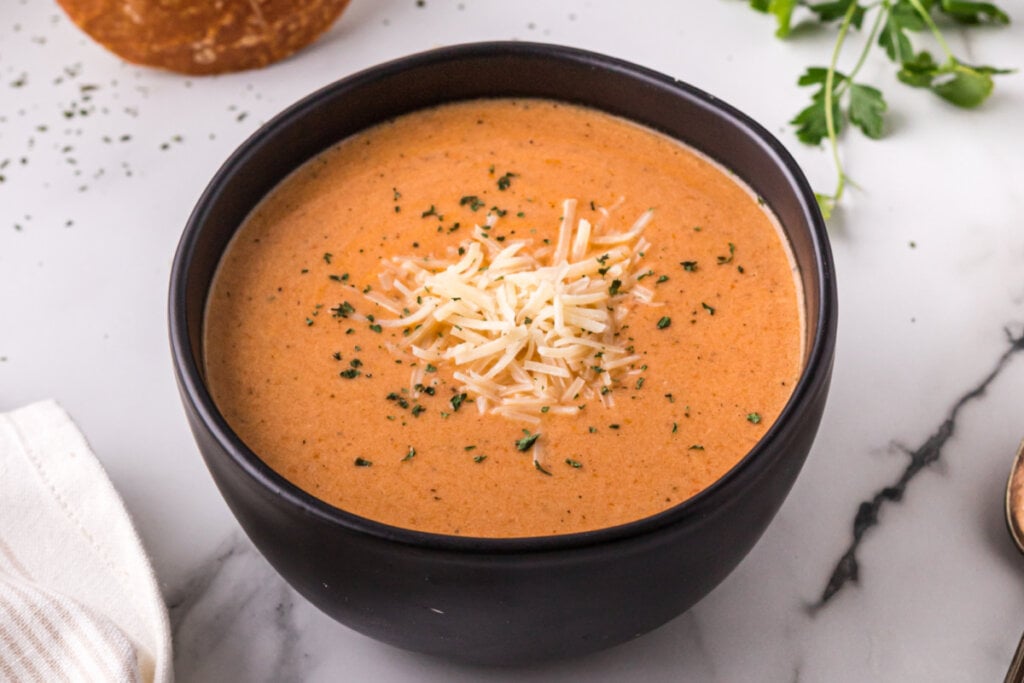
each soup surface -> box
[204,99,803,537]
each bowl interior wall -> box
[181,47,824,378]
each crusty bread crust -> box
[57,0,350,75]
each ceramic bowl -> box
[169,41,837,665]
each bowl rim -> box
[169,40,836,554]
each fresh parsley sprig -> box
[748,0,1013,218]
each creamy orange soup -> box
[204,99,803,537]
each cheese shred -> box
[369,199,656,421]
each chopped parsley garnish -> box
[323,252,333,264]
[421,205,441,219]
[354,457,373,467]
[534,460,553,476]
[680,261,698,272]
[609,279,622,296]
[402,446,416,462]
[339,368,360,379]
[672,422,678,433]
[656,275,669,283]
[460,195,485,211]
[451,393,468,411]
[747,412,763,424]
[369,323,383,333]
[717,242,736,265]
[701,302,716,316]
[688,445,705,451]
[515,430,540,451]
[565,458,583,469]
[331,301,355,318]
[635,377,645,390]
[609,424,620,430]
[657,316,672,329]
[588,426,597,433]
[497,171,517,191]
[425,363,437,373]
[473,455,488,463]
[386,392,410,409]
[411,405,426,417]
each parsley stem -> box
[906,0,955,61]
[824,1,860,206]
[835,4,888,99]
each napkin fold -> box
[0,400,172,682]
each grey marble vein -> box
[817,327,1024,607]
[168,532,306,683]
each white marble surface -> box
[2,1,1024,680]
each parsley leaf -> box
[791,67,846,145]
[847,83,887,138]
[899,52,1011,107]
[878,1,925,64]
[937,0,1009,25]
[748,0,799,37]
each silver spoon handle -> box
[1006,630,1024,683]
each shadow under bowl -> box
[169,41,837,666]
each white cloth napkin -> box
[0,400,172,682]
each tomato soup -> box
[204,99,803,537]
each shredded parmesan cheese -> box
[369,199,656,421]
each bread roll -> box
[57,0,350,75]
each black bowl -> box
[169,41,837,665]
